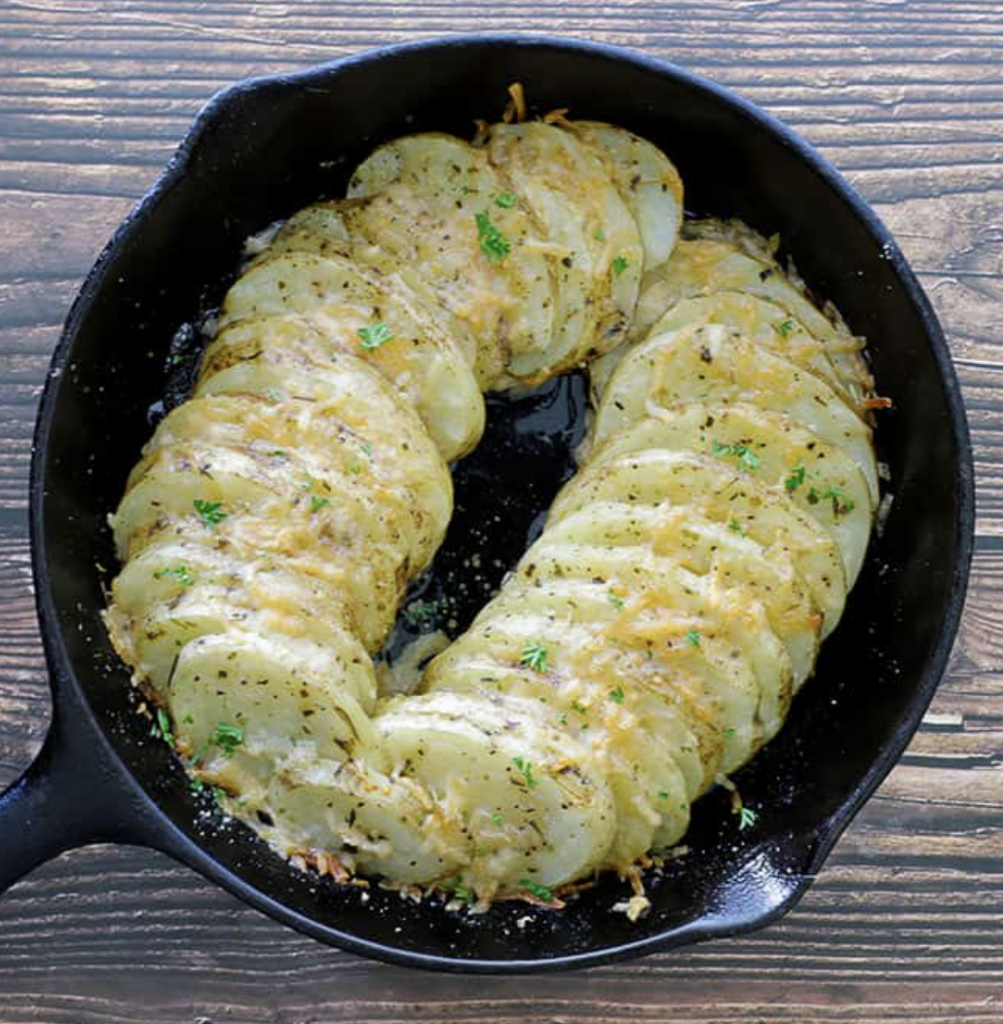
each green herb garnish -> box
[711,440,761,472]
[212,722,244,757]
[609,684,626,704]
[309,495,330,512]
[774,318,795,338]
[607,588,625,610]
[685,628,701,648]
[511,756,537,789]
[357,321,394,350]
[728,519,744,534]
[153,565,195,586]
[444,876,473,903]
[808,486,856,516]
[612,255,629,276]
[520,642,548,673]
[491,812,505,825]
[193,499,227,529]
[738,806,759,830]
[520,878,553,901]
[475,211,511,261]
[151,707,175,748]
[785,465,806,493]
[402,598,443,627]
[494,192,517,208]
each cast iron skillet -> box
[0,35,974,972]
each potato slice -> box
[568,120,683,270]
[593,323,879,505]
[236,223,483,460]
[216,253,484,461]
[549,448,848,637]
[193,330,452,566]
[374,691,617,893]
[633,221,874,406]
[541,502,820,692]
[589,404,874,586]
[426,604,693,864]
[168,628,382,769]
[110,443,407,648]
[485,121,643,375]
[263,755,459,884]
[346,133,556,387]
[511,537,790,768]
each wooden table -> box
[1,2,1000,1021]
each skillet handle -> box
[0,708,147,893]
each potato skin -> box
[103,117,878,904]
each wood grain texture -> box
[0,1,1001,1021]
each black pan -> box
[0,35,974,972]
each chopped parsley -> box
[475,211,511,261]
[723,726,737,738]
[193,499,227,529]
[685,628,701,648]
[212,722,244,757]
[785,465,806,493]
[154,565,195,586]
[494,192,517,208]
[347,463,362,475]
[443,876,473,903]
[774,318,795,338]
[608,684,626,704]
[728,519,744,535]
[711,440,761,472]
[360,442,374,457]
[357,321,394,350]
[309,495,330,512]
[520,878,554,901]
[612,255,630,276]
[270,449,288,459]
[491,811,505,825]
[520,642,548,673]
[607,588,625,610]
[738,805,759,830]
[150,707,175,748]
[594,228,607,242]
[657,790,669,801]
[808,486,856,516]
[511,756,537,788]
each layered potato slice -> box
[589,291,857,411]
[549,449,848,638]
[542,503,820,692]
[216,250,484,460]
[631,219,874,410]
[427,592,695,865]
[346,133,557,388]
[373,691,617,893]
[588,405,874,586]
[484,121,644,376]
[593,323,879,505]
[511,537,790,770]
[567,120,684,272]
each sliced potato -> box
[549,448,848,637]
[593,323,879,504]
[485,121,643,375]
[347,133,556,387]
[633,222,874,406]
[541,502,820,692]
[568,120,683,271]
[374,691,617,893]
[511,537,790,768]
[216,254,484,461]
[263,755,459,884]
[236,225,483,460]
[169,628,382,769]
[588,404,874,585]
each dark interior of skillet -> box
[36,38,970,966]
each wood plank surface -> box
[0,1,1001,1021]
